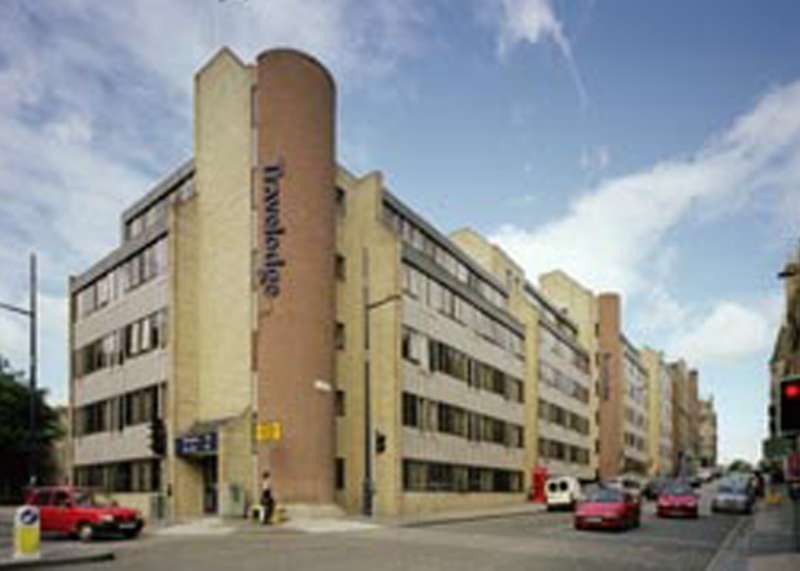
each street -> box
[19,485,749,571]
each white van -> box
[607,475,643,502]
[545,476,582,511]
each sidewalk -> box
[154,501,548,536]
[745,495,799,571]
[708,493,800,571]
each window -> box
[335,254,346,281]
[402,460,522,494]
[335,390,346,417]
[335,458,345,490]
[401,327,423,364]
[335,187,345,216]
[29,491,48,506]
[402,393,419,427]
[335,322,345,350]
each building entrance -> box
[202,456,218,515]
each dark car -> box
[25,486,144,541]
[643,477,668,501]
[574,487,641,531]
[657,482,699,519]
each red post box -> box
[530,466,549,503]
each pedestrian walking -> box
[261,471,275,525]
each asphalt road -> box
[33,484,749,571]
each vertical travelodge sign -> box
[255,48,337,505]
[258,161,285,297]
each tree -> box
[0,355,64,503]
[727,459,753,473]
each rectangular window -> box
[335,458,345,490]
[335,187,345,216]
[402,393,418,427]
[401,327,423,364]
[335,254,346,281]
[335,322,345,350]
[335,390,346,417]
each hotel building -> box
[67,47,532,520]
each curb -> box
[0,551,114,570]
[399,508,547,529]
[704,515,752,571]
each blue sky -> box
[1,0,799,464]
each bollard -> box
[13,505,41,560]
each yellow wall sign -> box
[256,421,283,442]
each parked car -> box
[24,486,144,541]
[574,486,641,531]
[643,477,669,501]
[657,481,699,519]
[545,476,582,511]
[711,480,754,514]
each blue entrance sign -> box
[175,432,218,456]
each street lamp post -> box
[0,253,37,483]
[362,291,402,517]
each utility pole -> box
[29,253,37,484]
[0,253,37,483]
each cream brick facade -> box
[642,348,673,476]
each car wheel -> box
[123,529,141,540]
[77,523,93,542]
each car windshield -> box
[717,484,745,495]
[586,488,624,503]
[663,483,693,496]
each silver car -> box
[711,481,754,514]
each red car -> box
[25,486,144,541]
[574,487,641,530]
[657,481,699,518]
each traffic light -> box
[768,404,776,436]
[375,431,387,454]
[149,418,167,456]
[779,377,800,435]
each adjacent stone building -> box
[451,231,596,482]
[697,397,717,469]
[642,348,673,477]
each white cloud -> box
[667,301,771,365]
[493,80,800,299]
[491,0,587,106]
[0,0,428,401]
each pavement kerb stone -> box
[704,512,754,571]
[0,551,114,570]
[396,505,548,529]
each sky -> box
[1,0,799,465]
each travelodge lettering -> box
[259,162,285,297]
